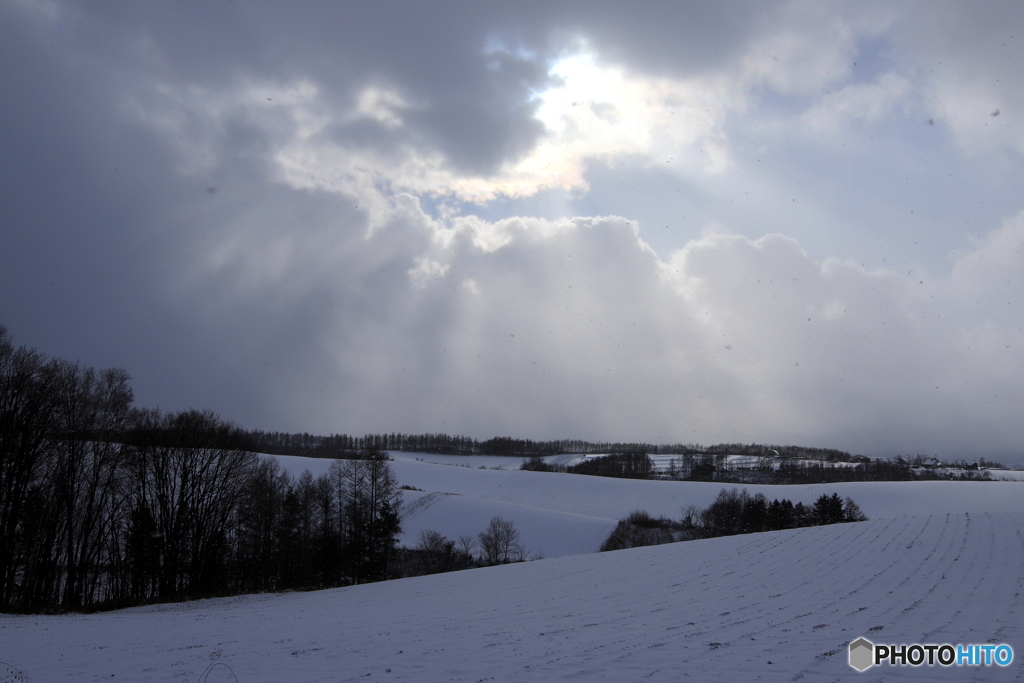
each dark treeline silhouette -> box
[246,431,665,458]
[769,460,917,483]
[0,325,402,613]
[523,451,940,485]
[247,431,479,458]
[161,429,993,485]
[600,489,867,551]
[674,456,932,484]
[245,429,853,462]
[565,451,654,479]
[700,443,850,460]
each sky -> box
[1,0,1022,460]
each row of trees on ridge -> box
[247,430,854,462]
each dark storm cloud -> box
[20,1,778,173]
[55,1,556,174]
[0,2,301,419]
[0,7,178,357]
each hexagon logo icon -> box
[849,637,874,671]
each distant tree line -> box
[565,452,653,478]
[671,456,944,484]
[907,454,1003,470]
[0,325,402,613]
[521,452,655,478]
[600,489,867,552]
[522,452,930,485]
[156,428,999,485]
[550,452,985,484]
[245,429,853,462]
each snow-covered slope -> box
[274,452,1024,559]
[5,511,1022,681]
[400,489,615,559]
[384,454,1024,520]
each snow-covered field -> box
[273,452,1024,558]
[4,510,1023,681]
[6,453,1024,681]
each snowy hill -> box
[5,510,1022,681]
[274,452,1024,558]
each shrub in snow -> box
[600,510,678,551]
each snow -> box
[399,489,615,559]
[9,453,1024,681]
[989,469,1024,481]
[271,452,1024,559]
[4,510,1023,681]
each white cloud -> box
[737,1,869,96]
[532,44,740,177]
[926,69,1024,155]
[801,72,912,131]
[352,86,411,129]
[408,256,450,290]
[948,210,1024,326]
[193,190,1022,455]
[886,2,1024,155]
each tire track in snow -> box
[401,491,457,519]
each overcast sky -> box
[2,1,1022,459]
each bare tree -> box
[457,534,476,562]
[415,530,458,574]
[477,517,523,566]
[0,328,57,610]
[128,409,255,600]
[234,457,288,592]
[48,360,134,609]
